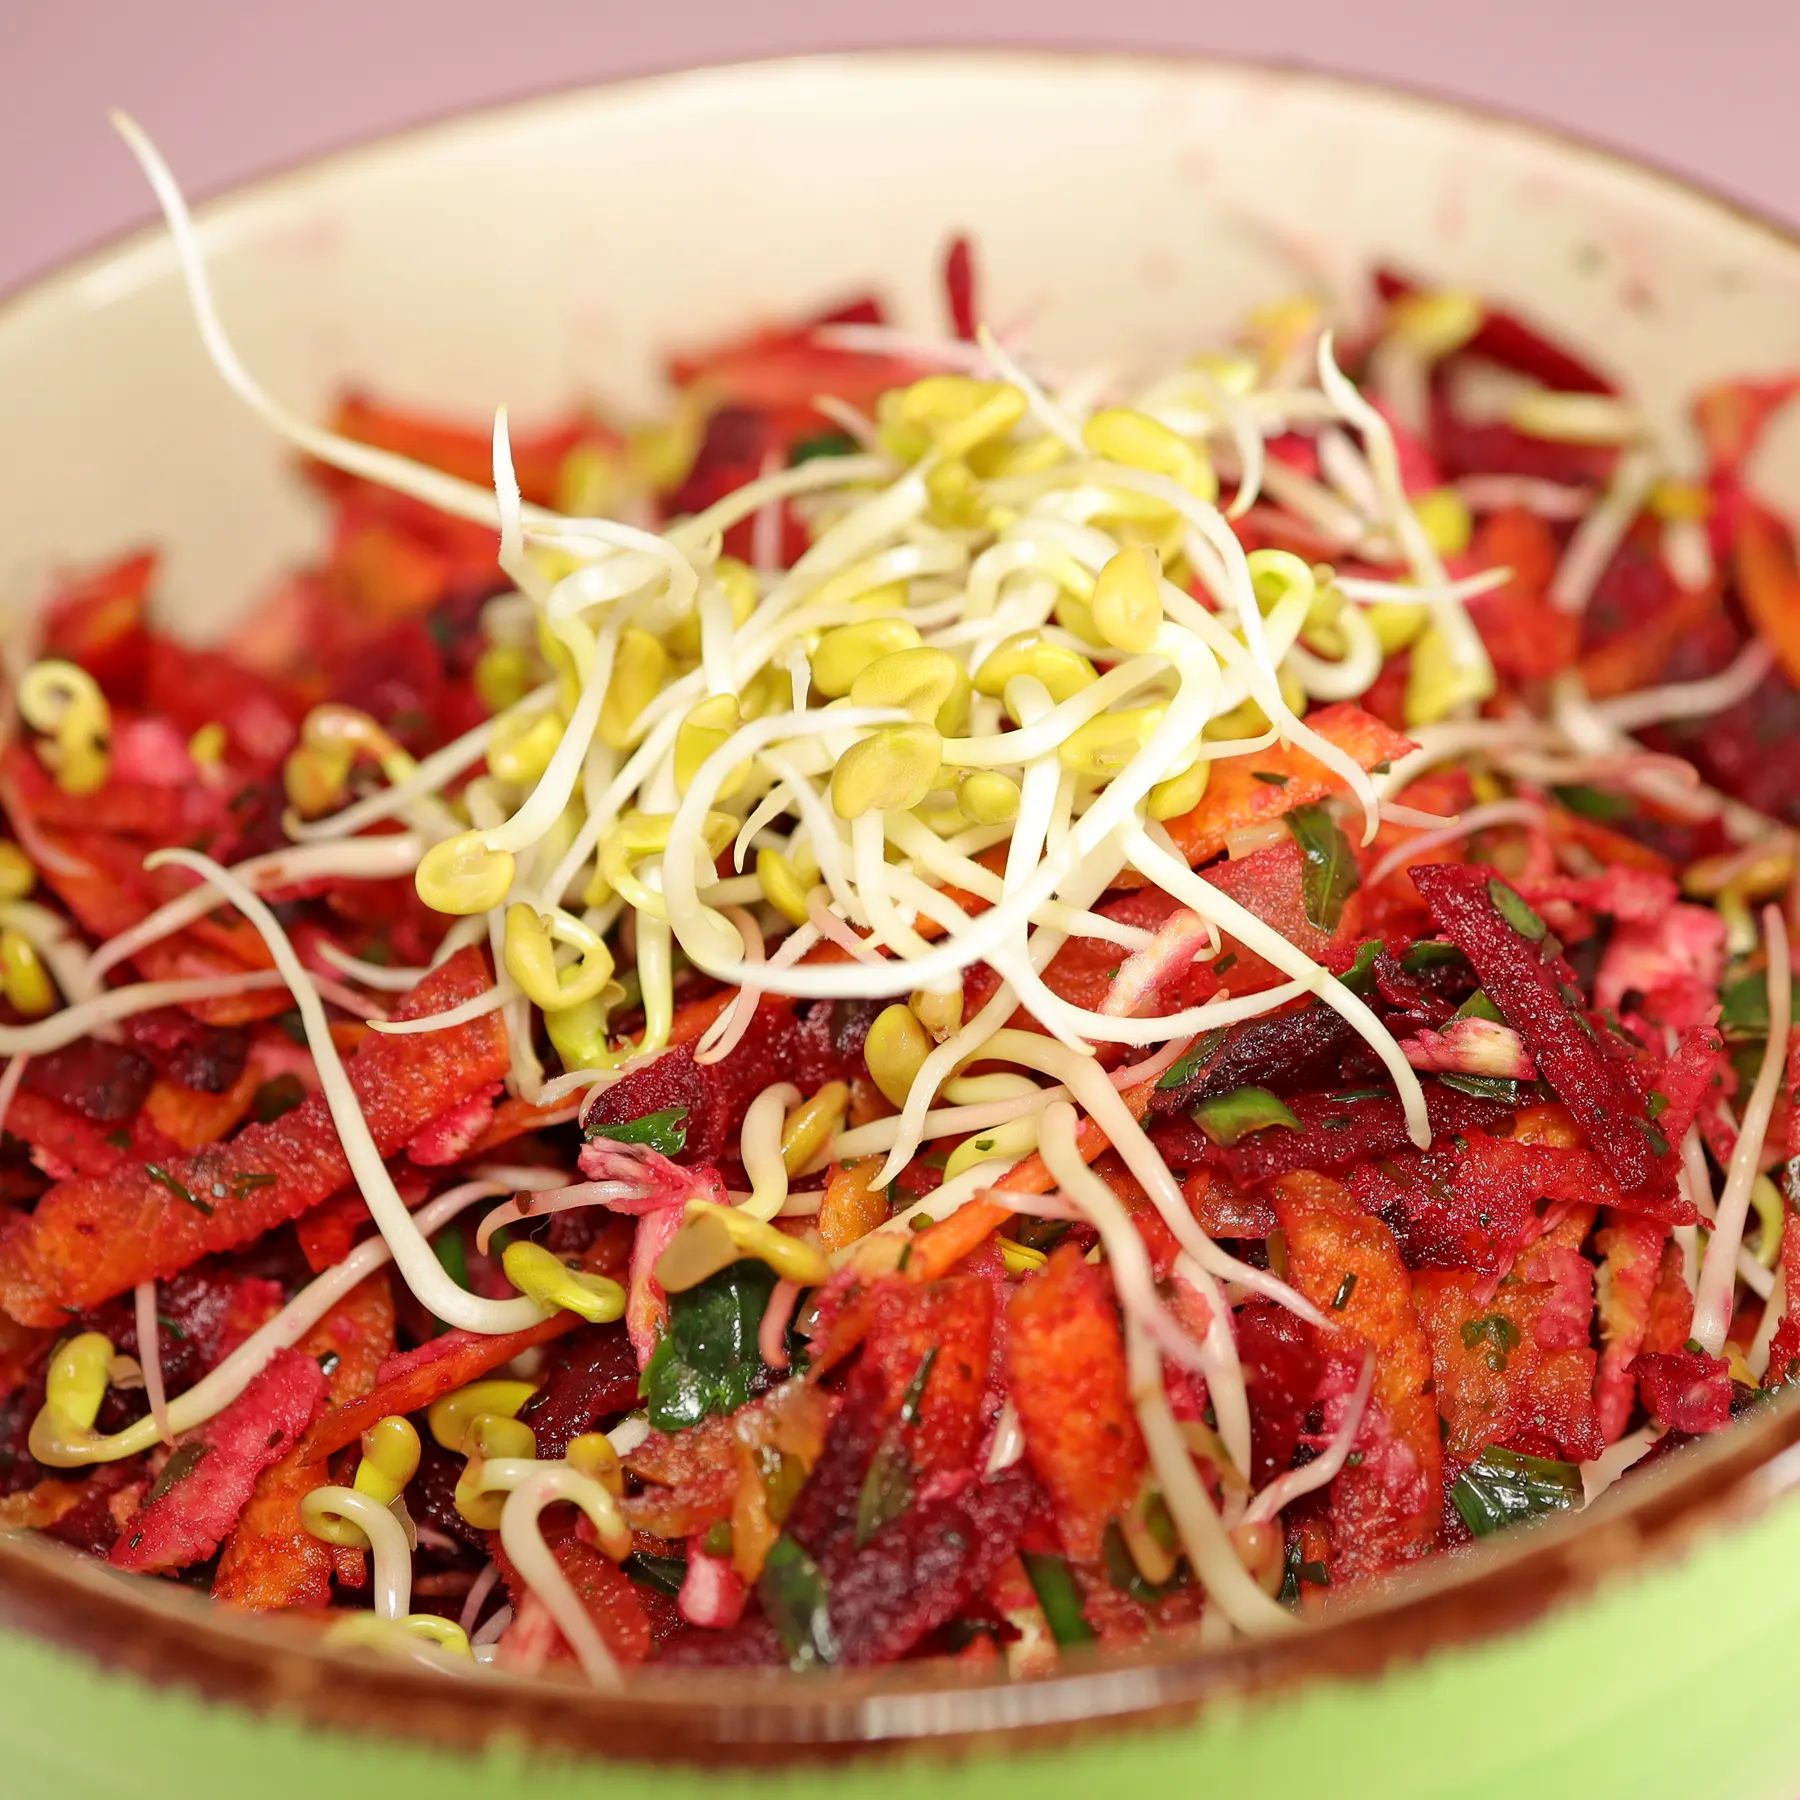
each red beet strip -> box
[110,1349,327,1573]
[1408,863,1676,1202]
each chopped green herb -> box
[854,1348,937,1548]
[1155,1026,1228,1091]
[146,1164,212,1217]
[1288,803,1360,932]
[1327,1086,1387,1105]
[1450,1446,1582,1537]
[639,1259,776,1431]
[1339,940,1383,995]
[702,1520,734,1558]
[250,1075,307,1124]
[1331,1271,1358,1310]
[1455,990,1505,1024]
[622,1551,689,1601]
[973,1138,995,1153]
[273,1009,310,1047]
[1551,783,1631,822]
[1487,877,1547,942]
[230,1171,277,1198]
[1191,1085,1302,1147]
[104,1128,132,1150]
[756,1444,808,1525]
[316,1350,341,1378]
[758,1536,839,1669]
[1278,1537,1331,1603]
[1021,1551,1096,1645]
[1459,1314,1522,1370]
[1646,1091,1669,1121]
[155,1313,188,1343]
[144,1442,211,1506]
[1252,770,1290,787]
[1400,940,1467,973]
[1102,1520,1182,1603]
[908,1212,934,1232]
[1437,1073,1525,1104]
[789,430,858,465]
[1212,952,1238,977]
[1719,971,1800,1041]
[585,1106,689,1158]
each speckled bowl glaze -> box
[5,49,1800,1800]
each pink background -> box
[4,0,1798,299]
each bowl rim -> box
[6,41,1800,1767]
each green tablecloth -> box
[5,1486,1799,1800]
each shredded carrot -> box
[817,1156,890,1252]
[141,1060,262,1154]
[902,1077,1157,1283]
[1733,502,1800,691]
[1578,579,1721,700]
[1155,703,1413,871]
[298,1310,579,1461]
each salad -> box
[0,114,1796,1683]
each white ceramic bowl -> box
[7,51,1800,1797]
[7,51,1800,636]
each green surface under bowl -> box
[7,1482,1800,1799]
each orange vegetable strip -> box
[1733,501,1800,691]
[214,1272,398,1611]
[1577,579,1720,700]
[1006,1243,1147,1561]
[1158,703,1414,870]
[903,1082,1155,1284]
[817,1157,890,1252]
[1273,1170,1441,1576]
[299,1310,580,1462]
[0,947,507,1327]
[141,1061,262,1154]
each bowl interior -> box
[6,51,1800,635]
[6,45,1800,1768]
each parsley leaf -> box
[586,1106,689,1157]
[1155,1025,1228,1091]
[1287,804,1360,932]
[639,1259,776,1431]
[758,1536,839,1669]
[1450,1446,1581,1537]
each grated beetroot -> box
[123,1009,250,1095]
[1631,1348,1733,1435]
[20,1040,154,1124]
[516,1324,641,1462]
[1409,863,1680,1202]
[582,1000,874,1166]
[1154,1082,1514,1186]
[1353,1129,1689,1278]
[109,1348,325,1572]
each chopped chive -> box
[146,1164,212,1216]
